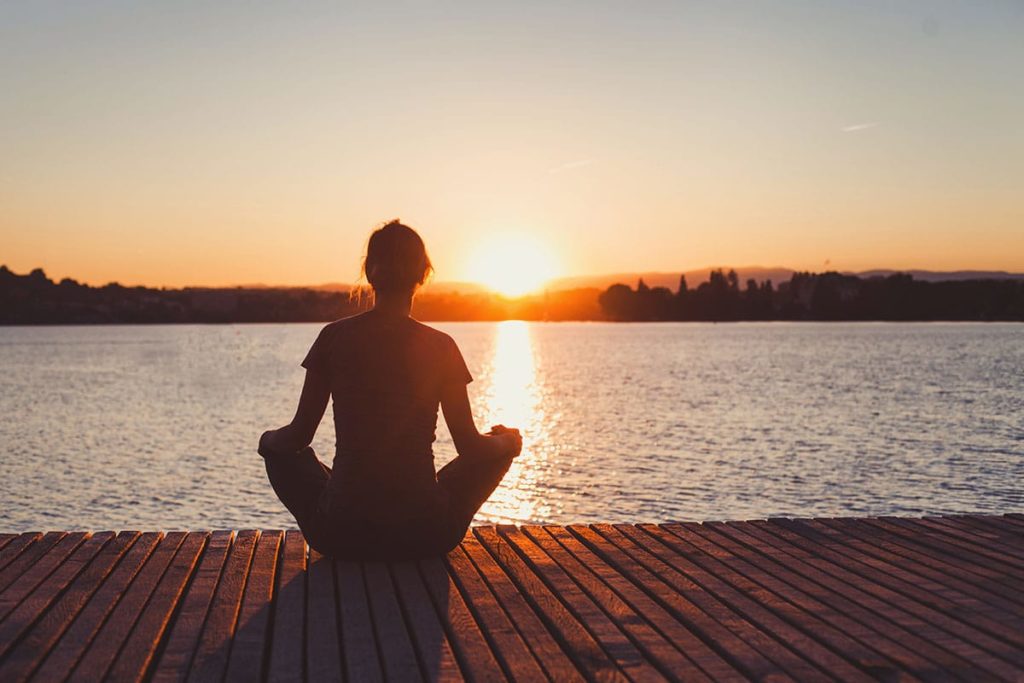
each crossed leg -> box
[436,452,514,532]
[263,446,332,532]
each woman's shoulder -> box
[312,311,374,343]
[409,319,455,341]
[323,311,373,330]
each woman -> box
[259,220,522,559]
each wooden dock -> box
[1,515,1022,682]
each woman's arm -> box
[259,369,331,456]
[440,381,521,460]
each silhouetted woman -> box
[259,220,521,559]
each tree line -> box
[0,266,601,324]
[3,265,1023,323]
[599,269,1024,321]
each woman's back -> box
[303,310,472,507]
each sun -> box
[464,234,559,297]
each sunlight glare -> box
[474,321,549,523]
[464,234,559,297]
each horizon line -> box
[6,263,1024,293]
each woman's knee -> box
[264,453,330,524]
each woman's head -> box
[362,219,433,295]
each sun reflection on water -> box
[474,321,549,524]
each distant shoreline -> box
[4,265,1023,324]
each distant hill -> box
[550,268,796,291]
[121,268,1024,294]
[270,269,800,293]
[549,267,1024,292]
[850,269,1024,282]
[234,280,488,294]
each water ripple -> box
[0,321,1022,531]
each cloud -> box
[547,159,594,174]
[841,122,881,133]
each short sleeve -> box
[301,324,333,374]
[444,337,473,386]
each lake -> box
[1,322,1022,532]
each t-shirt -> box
[301,310,472,517]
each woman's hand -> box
[440,381,523,461]
[488,424,523,459]
[258,427,295,458]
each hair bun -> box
[362,221,433,294]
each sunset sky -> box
[2,2,1023,289]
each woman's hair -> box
[360,219,433,295]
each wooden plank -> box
[530,525,729,681]
[419,553,509,682]
[336,560,382,683]
[306,550,343,682]
[861,517,1024,593]
[957,516,1024,563]
[666,522,890,682]
[550,525,744,681]
[885,518,1024,574]
[225,530,281,682]
[926,517,1024,560]
[445,545,546,681]
[67,531,187,681]
[777,519,1024,651]
[954,516,1024,557]
[0,534,14,553]
[266,530,306,683]
[814,518,1024,617]
[0,518,1018,683]
[0,532,65,594]
[997,514,1024,530]
[461,535,583,683]
[0,532,111,659]
[745,520,999,679]
[578,524,793,683]
[30,532,159,681]
[634,523,860,681]
[0,532,87,623]
[744,518,994,676]
[187,529,258,683]
[0,533,39,574]
[955,514,1024,539]
[871,516,1024,582]
[106,531,208,683]
[499,526,664,682]
[364,561,424,681]
[151,530,234,683]
[930,514,1024,547]
[390,561,464,682]
[474,526,625,682]
[778,520,1019,643]
[704,521,961,680]
[760,519,1024,680]
[0,531,138,683]
[818,518,1024,615]
[994,516,1024,539]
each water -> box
[1,322,1022,532]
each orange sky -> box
[2,2,1023,288]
